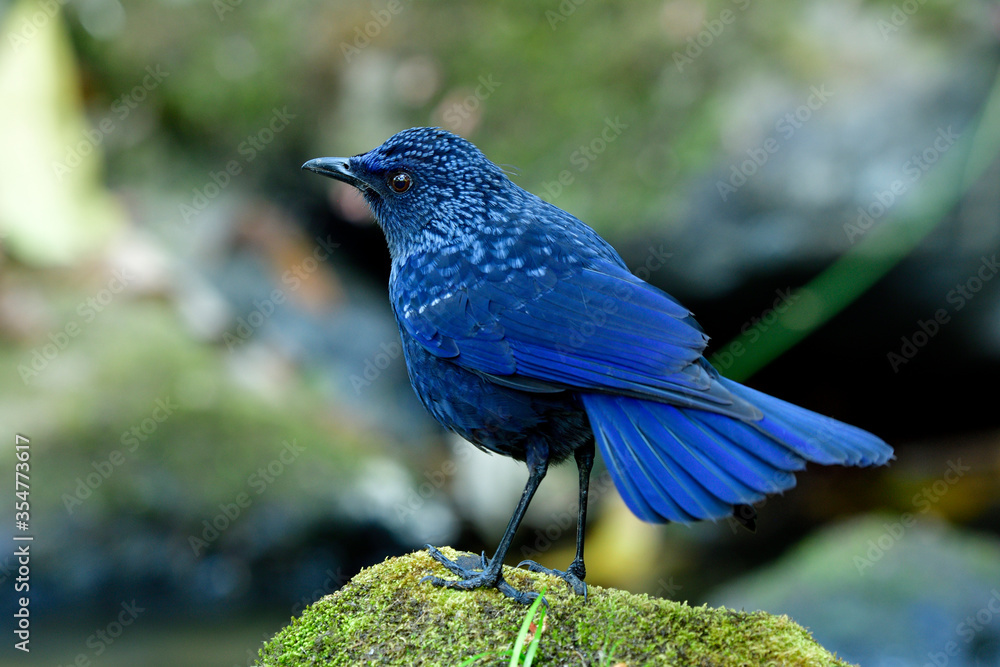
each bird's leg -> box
[423,444,549,605]
[519,439,594,598]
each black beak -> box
[301,157,363,187]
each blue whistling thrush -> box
[303,127,893,604]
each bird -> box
[302,127,893,604]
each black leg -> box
[569,440,595,579]
[518,440,594,598]
[423,443,550,605]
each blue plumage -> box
[303,127,893,603]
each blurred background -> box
[1,0,999,665]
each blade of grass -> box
[522,605,548,666]
[599,638,625,666]
[509,587,547,667]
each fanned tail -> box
[581,377,893,524]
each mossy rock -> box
[257,547,851,666]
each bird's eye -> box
[389,172,412,193]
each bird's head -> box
[303,127,513,258]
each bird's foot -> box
[422,546,542,606]
[518,559,587,598]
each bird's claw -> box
[518,559,588,599]
[423,546,543,605]
[425,545,483,577]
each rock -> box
[710,515,1000,666]
[257,547,851,666]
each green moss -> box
[258,548,852,666]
